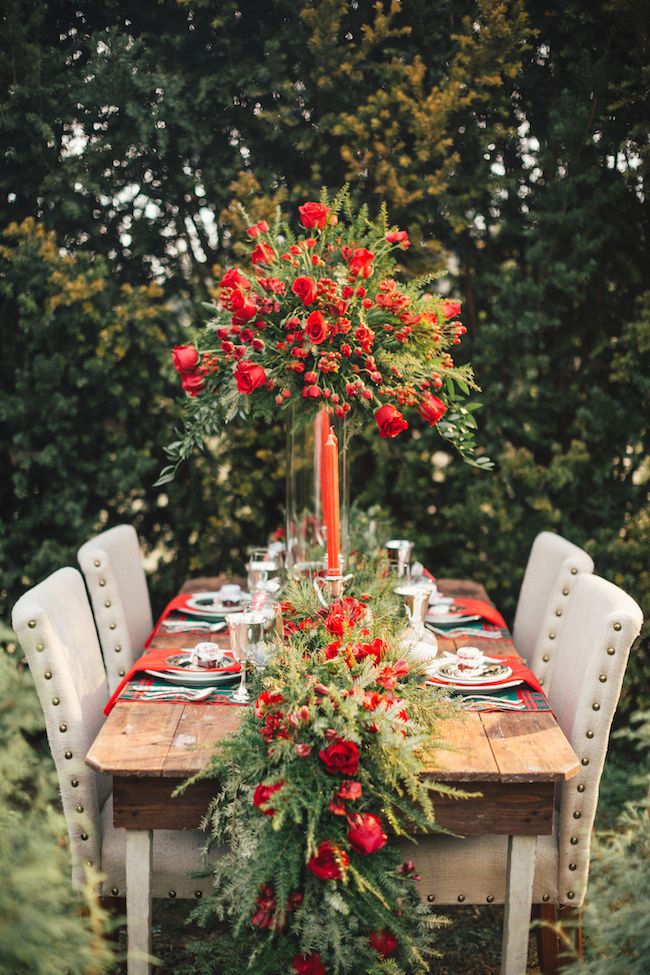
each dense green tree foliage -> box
[1,0,648,709]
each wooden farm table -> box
[86,577,579,975]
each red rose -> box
[255,690,284,717]
[235,359,267,394]
[385,230,410,249]
[253,781,284,817]
[251,242,275,265]
[298,202,330,229]
[247,220,270,237]
[230,288,258,323]
[369,929,398,958]
[348,247,375,278]
[420,393,447,426]
[307,840,349,880]
[337,780,362,800]
[324,640,342,660]
[181,371,205,397]
[291,952,326,975]
[220,267,251,289]
[347,812,387,856]
[302,384,322,399]
[375,404,408,439]
[319,739,360,776]
[172,345,199,374]
[377,659,409,691]
[291,276,318,306]
[441,299,461,320]
[306,311,329,344]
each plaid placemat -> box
[119,675,245,706]
[457,687,552,712]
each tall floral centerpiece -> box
[160,188,489,567]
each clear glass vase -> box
[285,408,350,575]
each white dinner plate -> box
[428,659,513,684]
[425,613,481,626]
[144,668,240,687]
[183,592,251,618]
[426,677,524,694]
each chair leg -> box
[536,904,583,974]
[558,906,583,969]
[536,904,560,975]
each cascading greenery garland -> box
[181,562,465,975]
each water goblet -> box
[385,539,414,578]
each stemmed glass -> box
[227,611,271,704]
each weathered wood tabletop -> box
[86,577,579,835]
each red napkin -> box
[426,656,543,694]
[144,594,203,647]
[104,645,241,716]
[428,597,507,630]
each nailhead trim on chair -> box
[111,887,119,896]
[195,891,203,898]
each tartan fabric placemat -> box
[120,675,245,706]
[458,687,552,712]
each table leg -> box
[126,829,153,975]
[501,834,537,975]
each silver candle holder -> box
[385,538,414,578]
[313,573,354,608]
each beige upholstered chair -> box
[12,567,211,901]
[401,573,642,968]
[512,531,594,691]
[78,525,153,693]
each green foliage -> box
[0,651,116,975]
[177,571,460,974]
[0,0,647,715]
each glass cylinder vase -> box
[285,407,350,576]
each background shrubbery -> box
[1,0,648,721]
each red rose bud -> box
[291,952,326,975]
[420,392,447,426]
[298,201,331,229]
[234,359,267,394]
[337,780,362,800]
[328,798,346,816]
[307,840,349,880]
[347,813,388,856]
[246,219,270,237]
[369,929,398,958]
[172,345,199,374]
[440,299,461,320]
[295,743,312,758]
[348,248,375,278]
[251,885,276,929]
[252,781,284,817]
[220,267,251,289]
[319,739,360,776]
[302,384,322,398]
[385,229,410,249]
[181,371,205,397]
[375,404,408,439]
[251,242,275,265]
[291,276,318,306]
[306,311,329,344]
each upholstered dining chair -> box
[78,525,153,693]
[400,573,642,972]
[512,531,594,691]
[12,567,212,903]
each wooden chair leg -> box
[535,904,560,975]
[558,906,583,970]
